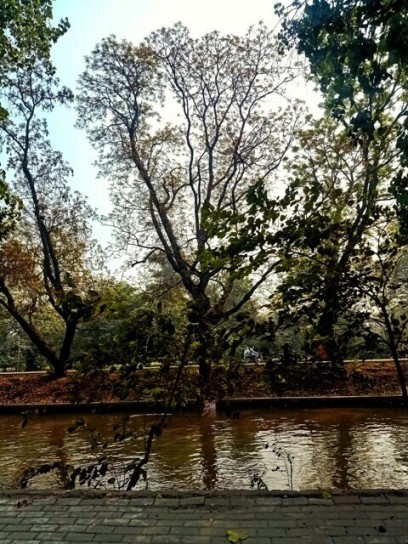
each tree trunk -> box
[382,312,408,401]
[390,344,407,401]
[59,317,79,372]
[0,299,64,377]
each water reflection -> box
[1,408,408,490]
[200,418,217,489]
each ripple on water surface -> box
[1,408,408,490]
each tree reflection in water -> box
[200,416,218,489]
[2,408,408,490]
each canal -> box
[1,407,408,491]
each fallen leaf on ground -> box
[227,529,249,543]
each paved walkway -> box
[1,491,408,544]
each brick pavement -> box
[0,491,408,544]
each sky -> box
[48,0,320,268]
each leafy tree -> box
[348,220,408,397]
[278,0,408,233]
[0,60,101,378]
[0,0,69,248]
[0,0,69,121]
[272,0,408,397]
[73,279,184,373]
[271,114,400,363]
[76,24,303,400]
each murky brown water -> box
[1,407,408,491]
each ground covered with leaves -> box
[0,360,405,405]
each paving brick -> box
[125,518,151,527]
[199,526,230,536]
[332,538,365,544]
[80,499,107,506]
[333,496,362,504]
[86,524,115,534]
[127,498,154,506]
[4,523,34,532]
[153,498,180,507]
[157,518,188,526]
[31,525,60,532]
[122,537,152,543]
[256,497,282,506]
[91,534,124,542]
[180,537,211,544]
[267,519,298,528]
[206,498,231,507]
[99,517,129,526]
[56,524,86,533]
[283,497,309,506]
[151,537,181,544]
[361,496,390,505]
[308,498,334,506]
[170,526,199,535]
[179,496,205,506]
[67,516,97,525]
[0,506,18,512]
[31,498,57,505]
[7,532,39,540]
[141,526,171,535]
[7,541,40,544]
[64,534,94,542]
[3,491,408,544]
[386,497,408,505]
[37,534,67,541]
[114,525,152,534]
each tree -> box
[0,0,69,121]
[0,0,69,249]
[73,278,185,372]
[348,219,408,397]
[270,1,408,367]
[76,24,303,400]
[0,60,101,378]
[269,113,401,363]
[279,0,408,233]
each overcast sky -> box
[48,0,319,266]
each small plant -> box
[20,414,156,490]
[251,437,294,491]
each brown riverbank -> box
[0,360,406,406]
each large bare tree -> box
[77,23,303,398]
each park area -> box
[2,0,408,542]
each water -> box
[1,407,408,491]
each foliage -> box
[0,0,69,121]
[347,221,408,395]
[279,0,408,234]
[274,0,408,394]
[271,114,398,362]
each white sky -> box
[48,0,320,264]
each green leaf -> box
[322,491,332,500]
[226,529,249,543]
